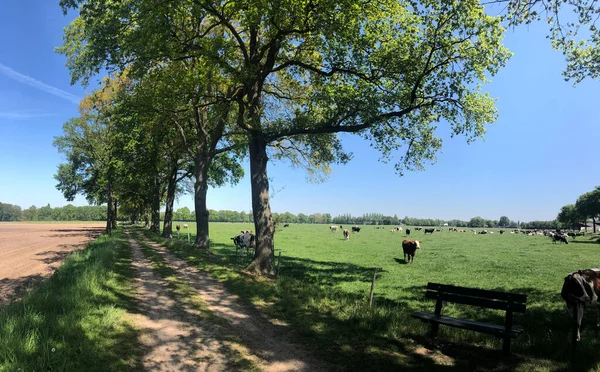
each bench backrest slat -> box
[427,283,527,303]
[425,283,527,313]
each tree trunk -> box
[106,181,113,235]
[111,199,117,229]
[193,146,211,249]
[162,165,178,238]
[150,172,161,233]
[246,135,276,275]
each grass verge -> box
[0,229,142,372]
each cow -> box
[402,239,421,264]
[499,230,505,235]
[284,223,290,227]
[330,225,339,232]
[424,228,434,234]
[183,224,189,229]
[231,231,255,253]
[343,229,350,240]
[352,226,361,233]
[561,269,600,342]
[415,227,423,231]
[406,228,411,236]
[553,234,569,244]
[176,224,181,232]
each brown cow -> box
[176,225,181,232]
[343,229,350,240]
[402,239,421,264]
[561,269,600,342]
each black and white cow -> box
[231,231,255,253]
[352,226,361,233]
[424,228,434,234]
[553,234,569,244]
[561,269,600,342]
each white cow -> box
[330,225,339,232]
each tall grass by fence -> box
[0,229,142,371]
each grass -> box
[145,222,600,371]
[0,229,143,372]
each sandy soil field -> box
[0,223,105,306]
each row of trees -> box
[0,200,576,231]
[54,0,599,275]
[0,203,108,221]
[557,186,600,233]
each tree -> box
[22,205,38,221]
[499,216,510,227]
[59,0,511,274]
[469,216,485,228]
[54,82,121,234]
[576,187,600,233]
[557,204,581,230]
[174,207,192,221]
[500,0,600,82]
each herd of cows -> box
[227,224,599,344]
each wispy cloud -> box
[0,110,57,119]
[0,63,80,104]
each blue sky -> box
[0,2,598,222]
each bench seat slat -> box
[424,291,527,313]
[427,283,527,304]
[412,311,524,338]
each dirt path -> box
[129,230,332,372]
[0,223,104,306]
[126,233,233,371]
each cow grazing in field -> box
[561,269,600,342]
[231,231,255,253]
[343,229,350,240]
[499,230,505,235]
[424,228,434,234]
[176,225,181,232]
[553,234,569,244]
[415,227,423,231]
[352,226,361,233]
[330,225,339,232]
[402,239,421,264]
[406,228,411,236]
[183,224,189,229]
[284,223,290,227]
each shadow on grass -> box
[394,258,409,265]
[570,240,600,244]
[35,250,74,265]
[0,230,143,371]
[0,274,46,307]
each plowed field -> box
[0,223,104,306]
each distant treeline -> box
[1,202,558,229]
[0,203,107,221]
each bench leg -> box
[502,337,510,356]
[430,323,440,338]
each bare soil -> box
[0,222,104,306]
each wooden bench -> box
[411,282,527,355]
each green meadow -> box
[159,222,600,371]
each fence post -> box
[369,269,377,308]
[276,252,282,278]
[188,232,190,244]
